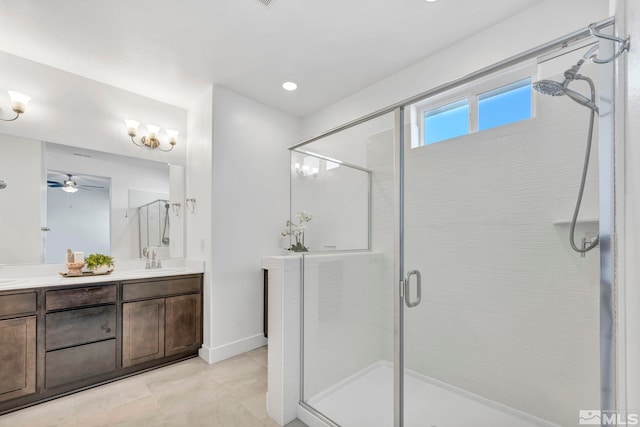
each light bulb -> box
[62,186,78,193]
[124,119,140,137]
[166,129,179,146]
[146,124,160,140]
[8,91,31,114]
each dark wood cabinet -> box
[122,276,202,366]
[122,298,166,367]
[45,340,116,389]
[165,294,202,356]
[43,284,118,389]
[0,273,202,415]
[0,316,36,403]
[46,305,116,351]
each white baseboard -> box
[198,334,267,364]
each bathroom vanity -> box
[0,271,203,415]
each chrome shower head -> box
[532,80,566,96]
[533,77,599,113]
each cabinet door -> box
[165,294,202,357]
[0,317,36,402]
[122,299,165,367]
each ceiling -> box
[0,0,546,117]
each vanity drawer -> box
[46,305,116,351]
[0,292,37,317]
[122,277,201,301]
[46,284,116,311]
[45,339,116,389]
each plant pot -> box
[90,265,112,275]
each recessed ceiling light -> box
[425,0,438,2]
[282,81,298,91]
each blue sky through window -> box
[478,79,531,131]
[424,100,469,145]
[421,78,532,147]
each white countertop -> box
[0,258,205,291]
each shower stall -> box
[138,199,171,258]
[290,19,623,427]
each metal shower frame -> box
[290,17,621,427]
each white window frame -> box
[410,60,537,148]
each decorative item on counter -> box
[85,253,115,275]
[65,248,85,276]
[281,211,312,252]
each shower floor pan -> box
[306,361,559,427]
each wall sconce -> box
[186,198,196,214]
[1,91,31,122]
[125,119,178,152]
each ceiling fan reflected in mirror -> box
[47,173,106,193]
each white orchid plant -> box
[281,211,312,252]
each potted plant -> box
[281,211,312,252]
[85,253,114,275]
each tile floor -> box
[0,346,308,427]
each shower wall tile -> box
[302,252,387,399]
[399,72,601,427]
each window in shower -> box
[423,99,469,144]
[477,78,532,131]
[417,64,535,147]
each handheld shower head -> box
[532,80,566,96]
[533,75,598,112]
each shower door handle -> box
[404,270,422,308]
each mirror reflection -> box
[0,134,174,265]
[45,171,111,264]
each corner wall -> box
[191,85,302,363]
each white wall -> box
[0,134,42,264]
[301,0,609,139]
[205,85,301,361]
[186,86,214,361]
[189,85,301,363]
[0,51,187,166]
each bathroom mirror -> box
[45,170,111,264]
[0,134,182,265]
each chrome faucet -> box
[145,249,162,269]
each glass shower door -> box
[400,53,602,426]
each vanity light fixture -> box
[0,91,31,121]
[125,119,178,152]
